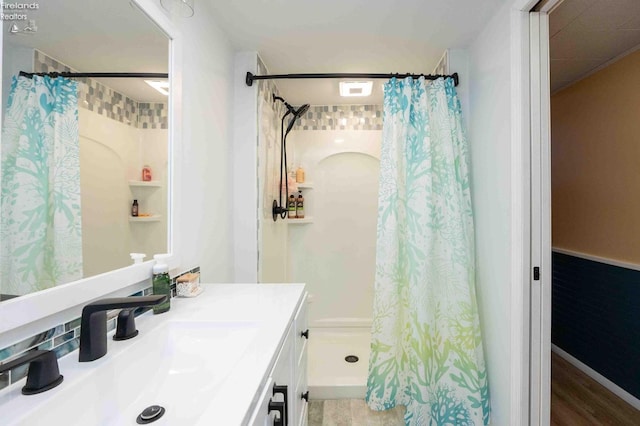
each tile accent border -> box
[0,266,200,392]
[293,105,383,131]
[33,50,168,129]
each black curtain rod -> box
[19,71,168,79]
[246,72,459,87]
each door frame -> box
[525,0,560,425]
[511,0,558,425]
[529,9,553,426]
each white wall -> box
[468,2,513,425]
[175,2,234,282]
[287,130,381,326]
[232,52,259,282]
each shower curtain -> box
[1,75,82,296]
[366,77,490,425]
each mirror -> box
[0,0,170,301]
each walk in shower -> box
[256,74,383,398]
[287,126,381,399]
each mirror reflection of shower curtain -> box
[366,77,490,425]
[1,75,82,296]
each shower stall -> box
[257,83,382,399]
[288,127,381,399]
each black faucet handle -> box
[0,350,63,395]
[113,308,139,341]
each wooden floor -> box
[551,352,640,425]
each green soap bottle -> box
[288,194,296,218]
[152,254,171,314]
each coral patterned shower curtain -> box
[1,75,82,296]
[366,77,490,425]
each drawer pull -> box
[272,383,288,425]
[300,329,309,339]
[268,399,285,426]
[301,391,309,402]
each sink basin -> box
[11,320,260,425]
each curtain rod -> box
[245,72,459,87]
[19,71,168,79]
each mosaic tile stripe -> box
[294,105,383,131]
[138,102,168,130]
[33,50,168,129]
[0,266,200,391]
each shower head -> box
[285,103,310,136]
[295,103,310,118]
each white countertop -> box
[0,283,306,426]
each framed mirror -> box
[0,0,182,337]
[1,0,170,302]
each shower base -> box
[307,327,371,400]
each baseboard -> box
[551,344,640,410]
[308,384,366,400]
[310,318,372,328]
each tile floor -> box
[308,399,405,426]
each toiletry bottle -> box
[142,165,152,181]
[132,199,139,217]
[130,253,146,264]
[152,254,171,314]
[296,190,305,219]
[296,166,305,183]
[288,194,297,218]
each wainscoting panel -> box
[552,251,640,399]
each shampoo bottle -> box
[132,199,139,217]
[288,194,297,218]
[296,190,305,219]
[152,254,171,314]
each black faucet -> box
[0,350,63,395]
[79,295,167,362]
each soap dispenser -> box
[152,254,171,314]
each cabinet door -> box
[294,293,309,368]
[295,348,309,426]
[293,293,309,426]
[272,323,294,425]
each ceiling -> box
[3,0,168,102]
[207,0,508,105]
[549,0,640,93]
[8,0,635,104]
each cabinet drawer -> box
[294,293,309,367]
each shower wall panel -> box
[287,129,381,327]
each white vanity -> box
[0,284,308,426]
